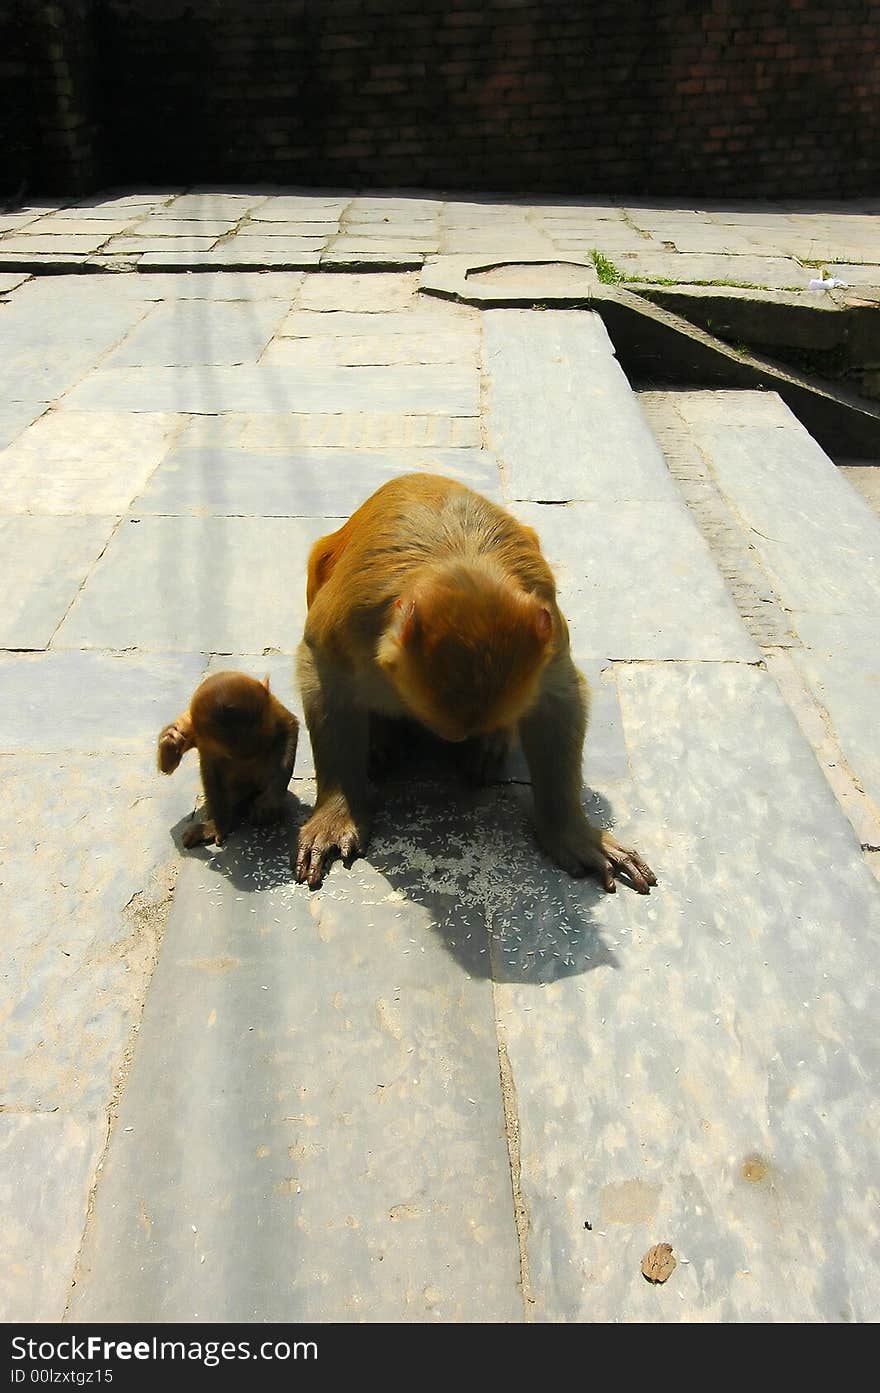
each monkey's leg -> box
[186,753,234,849]
[181,816,220,849]
[294,645,372,889]
[157,711,195,773]
[519,654,656,894]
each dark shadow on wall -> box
[4,1,879,199]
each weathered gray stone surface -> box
[133,447,504,516]
[0,400,48,449]
[0,1114,106,1322]
[2,246,878,1324]
[0,272,30,293]
[102,300,290,368]
[54,516,326,652]
[668,391,880,812]
[501,661,880,1322]
[137,251,321,271]
[0,279,150,401]
[0,410,182,513]
[135,272,305,301]
[60,363,480,416]
[672,391,880,617]
[109,235,220,254]
[264,328,477,367]
[514,501,757,661]
[0,233,112,254]
[182,411,483,450]
[790,614,880,811]
[483,310,681,502]
[0,752,192,1116]
[276,306,471,338]
[129,218,239,237]
[840,464,880,519]
[0,650,207,753]
[297,271,420,311]
[68,826,522,1323]
[0,516,115,649]
[610,251,807,289]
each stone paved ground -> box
[1,200,879,1323]
[2,189,879,301]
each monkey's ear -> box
[262,675,271,692]
[535,606,553,643]
[377,598,418,670]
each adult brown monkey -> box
[294,474,655,894]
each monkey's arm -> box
[519,654,656,894]
[181,751,234,849]
[157,711,196,773]
[293,643,371,889]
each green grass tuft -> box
[589,249,624,284]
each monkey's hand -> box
[536,816,656,894]
[157,717,195,774]
[294,795,370,890]
[182,817,220,849]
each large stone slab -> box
[0,1114,106,1322]
[0,279,151,401]
[54,516,326,652]
[135,272,305,301]
[0,753,193,1116]
[136,251,321,271]
[164,194,267,219]
[0,410,182,513]
[609,251,806,289]
[297,272,420,312]
[179,412,483,451]
[276,307,474,338]
[103,300,290,368]
[789,614,880,811]
[108,235,222,253]
[0,272,31,293]
[0,400,49,449]
[68,817,522,1323]
[264,329,477,368]
[60,364,480,416]
[127,218,239,237]
[514,502,757,661]
[0,232,111,253]
[483,309,681,502]
[672,392,880,616]
[0,516,115,649]
[500,662,880,1322]
[132,447,504,516]
[0,651,208,753]
[249,200,350,221]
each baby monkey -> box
[158,671,299,848]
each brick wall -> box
[5,0,879,198]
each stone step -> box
[65,309,880,1325]
[642,389,880,817]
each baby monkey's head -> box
[190,671,274,760]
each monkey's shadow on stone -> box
[168,738,630,983]
[168,792,301,894]
[354,733,624,983]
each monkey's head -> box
[190,671,273,759]
[377,565,555,742]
